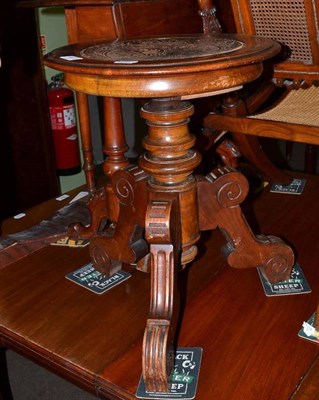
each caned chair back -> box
[230,0,319,83]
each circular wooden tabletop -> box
[44,33,280,98]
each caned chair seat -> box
[202,0,319,176]
[250,86,319,127]
[205,86,319,146]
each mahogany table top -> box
[1,173,319,399]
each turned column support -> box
[139,98,202,265]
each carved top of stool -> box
[44,33,280,98]
[80,36,244,62]
[45,33,280,72]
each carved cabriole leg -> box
[89,165,149,275]
[143,199,181,393]
[197,167,294,283]
[68,96,130,239]
[139,98,201,392]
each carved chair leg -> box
[76,92,96,192]
[143,198,181,393]
[231,133,292,185]
[197,167,294,283]
[204,90,292,185]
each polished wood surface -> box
[0,173,319,399]
[46,0,204,199]
[44,34,280,98]
[43,33,296,391]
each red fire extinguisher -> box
[48,73,81,176]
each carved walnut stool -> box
[45,34,294,394]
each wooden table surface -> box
[1,173,319,399]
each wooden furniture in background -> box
[0,4,59,221]
[204,0,319,175]
[44,33,295,392]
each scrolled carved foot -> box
[197,166,295,283]
[90,238,122,276]
[253,234,294,283]
[223,233,294,283]
[143,314,175,393]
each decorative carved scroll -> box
[89,165,150,275]
[197,166,294,283]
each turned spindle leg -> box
[68,96,130,239]
[102,97,129,179]
[76,92,96,192]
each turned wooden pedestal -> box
[44,34,294,393]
